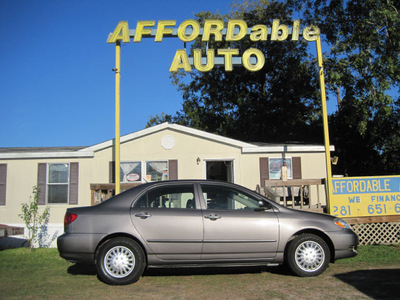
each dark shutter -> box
[168,160,178,180]
[0,164,7,206]
[109,161,115,183]
[259,158,269,188]
[292,157,302,179]
[37,163,47,205]
[69,162,79,205]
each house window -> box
[37,162,78,205]
[146,161,168,181]
[120,162,142,183]
[269,158,293,180]
[47,163,69,204]
[120,161,168,183]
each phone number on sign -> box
[332,203,400,217]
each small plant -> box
[19,186,50,250]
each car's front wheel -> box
[96,237,145,285]
[286,233,330,277]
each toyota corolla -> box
[57,180,358,285]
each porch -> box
[90,183,142,205]
[259,179,326,213]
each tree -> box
[19,186,50,250]
[149,0,400,176]
[291,0,400,175]
[149,0,323,144]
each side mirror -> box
[256,200,271,211]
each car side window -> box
[201,185,260,210]
[133,185,195,209]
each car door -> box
[200,183,279,261]
[130,183,203,261]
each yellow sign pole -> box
[114,41,121,195]
[316,36,333,212]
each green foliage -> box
[146,112,173,128]
[149,0,400,176]
[291,0,400,175]
[164,0,323,144]
[18,186,50,250]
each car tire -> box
[286,233,330,277]
[96,237,145,285]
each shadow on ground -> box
[68,263,97,276]
[335,269,400,300]
[67,263,289,278]
[144,265,274,277]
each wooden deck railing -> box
[90,180,326,211]
[262,179,326,211]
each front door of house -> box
[206,160,234,182]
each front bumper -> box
[329,229,359,260]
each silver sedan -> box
[57,180,358,285]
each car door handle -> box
[204,214,221,221]
[135,212,151,219]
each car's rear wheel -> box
[96,237,145,285]
[286,234,330,277]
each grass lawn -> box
[1,245,399,299]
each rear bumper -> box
[57,233,104,264]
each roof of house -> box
[0,146,86,153]
[0,123,333,159]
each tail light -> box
[64,212,78,227]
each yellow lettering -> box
[384,179,390,191]
[217,48,239,71]
[178,19,201,42]
[243,48,264,72]
[347,181,353,192]
[373,180,379,191]
[271,19,289,41]
[226,20,247,41]
[250,25,268,41]
[353,181,360,192]
[169,49,192,72]
[203,20,224,42]
[107,21,130,44]
[134,20,156,42]
[360,180,366,192]
[155,20,176,42]
[193,49,214,72]
[340,181,346,193]
[303,25,320,41]
[367,180,372,192]
[292,20,300,41]
[333,183,337,194]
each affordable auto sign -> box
[107,19,320,72]
[331,176,400,218]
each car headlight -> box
[333,218,351,229]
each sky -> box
[0,0,338,148]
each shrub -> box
[19,186,50,250]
